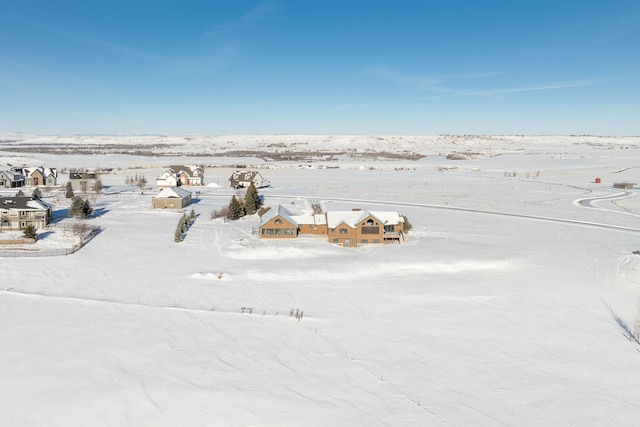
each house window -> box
[275,219,282,225]
[332,238,339,243]
[361,226,379,234]
[339,228,348,234]
[372,239,380,244]
[361,239,368,244]
[366,219,374,225]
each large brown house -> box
[259,205,404,247]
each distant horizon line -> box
[1,132,638,138]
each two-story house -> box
[0,196,53,231]
[156,165,205,187]
[0,170,25,188]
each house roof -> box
[1,170,24,181]
[154,187,192,199]
[290,213,327,226]
[230,170,261,182]
[0,196,52,210]
[19,167,57,178]
[170,165,203,177]
[326,210,402,228]
[260,205,298,227]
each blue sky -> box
[1,0,639,135]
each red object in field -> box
[595,177,601,183]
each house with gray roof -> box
[0,170,25,188]
[0,196,53,231]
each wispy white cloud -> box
[366,66,508,91]
[347,66,597,109]
[337,78,596,110]
[443,80,595,97]
[206,0,284,37]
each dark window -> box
[361,226,379,234]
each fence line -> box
[0,226,102,258]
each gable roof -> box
[18,167,57,178]
[1,170,24,181]
[230,170,262,182]
[260,205,298,227]
[326,210,402,228]
[170,165,203,177]
[153,187,192,199]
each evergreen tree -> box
[174,226,183,242]
[68,197,93,218]
[181,214,188,232]
[243,182,260,215]
[16,189,25,197]
[23,224,38,240]
[227,195,244,220]
[189,209,196,223]
[32,187,42,200]
[65,181,74,199]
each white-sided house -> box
[156,165,204,188]
[229,170,270,189]
[0,170,25,188]
[0,196,53,231]
[152,187,192,209]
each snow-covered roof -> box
[170,165,203,177]
[19,167,57,178]
[260,205,298,227]
[154,187,192,199]
[290,213,327,226]
[326,210,401,228]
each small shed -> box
[152,187,192,209]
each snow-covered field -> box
[1,134,640,426]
